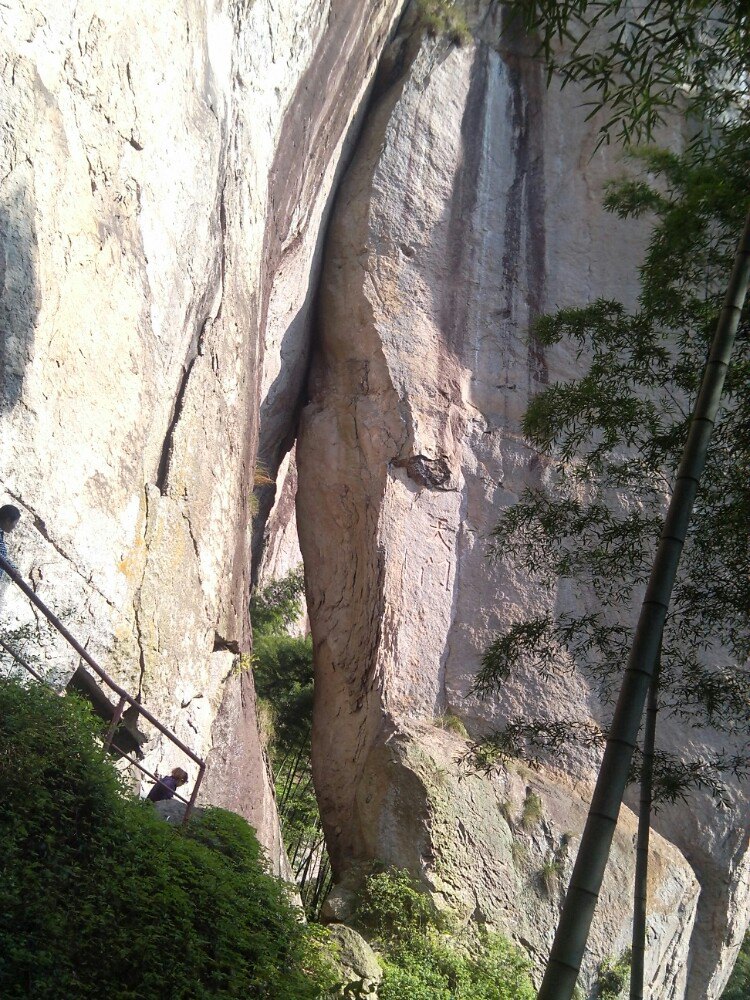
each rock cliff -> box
[295,3,748,996]
[0,1,746,996]
[0,0,404,872]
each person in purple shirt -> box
[147,767,188,802]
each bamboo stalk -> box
[631,651,660,1000]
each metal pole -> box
[0,555,203,767]
[103,694,127,751]
[184,763,205,825]
[0,637,46,684]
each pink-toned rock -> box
[296,5,747,995]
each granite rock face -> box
[0,0,404,872]
[296,4,748,995]
[0,1,746,995]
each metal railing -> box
[0,553,205,823]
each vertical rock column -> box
[296,6,739,995]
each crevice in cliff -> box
[155,318,210,495]
[250,4,420,586]
[133,605,147,702]
[213,632,240,655]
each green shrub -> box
[356,869,535,1000]
[596,950,631,1000]
[355,868,436,947]
[379,932,535,1000]
[415,0,471,46]
[722,932,750,999]
[0,678,337,999]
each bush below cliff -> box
[0,678,337,999]
[355,868,536,1000]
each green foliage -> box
[415,0,471,46]
[504,1,749,146]
[433,710,469,738]
[722,932,750,1000]
[473,132,750,802]
[356,869,535,1000]
[380,934,536,1000]
[250,568,330,916]
[254,632,314,760]
[251,566,306,635]
[0,678,337,999]
[595,950,631,1000]
[520,790,543,831]
[355,868,437,947]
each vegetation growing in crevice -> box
[414,0,471,46]
[520,789,543,831]
[251,567,332,916]
[0,678,339,999]
[433,709,469,738]
[354,868,536,999]
[510,840,528,869]
[595,951,631,1000]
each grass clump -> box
[433,710,469,738]
[499,799,515,828]
[510,840,528,869]
[355,868,535,1000]
[596,950,631,1000]
[520,789,543,831]
[0,677,337,999]
[415,0,471,46]
[538,852,564,895]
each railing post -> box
[102,694,127,751]
[0,553,205,819]
[183,764,205,826]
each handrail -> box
[0,553,205,822]
[0,637,46,684]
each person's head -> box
[171,767,189,787]
[0,504,20,533]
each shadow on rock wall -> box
[0,188,39,412]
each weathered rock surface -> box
[1,0,746,994]
[0,0,405,872]
[296,3,748,995]
[358,724,697,997]
[326,923,383,992]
